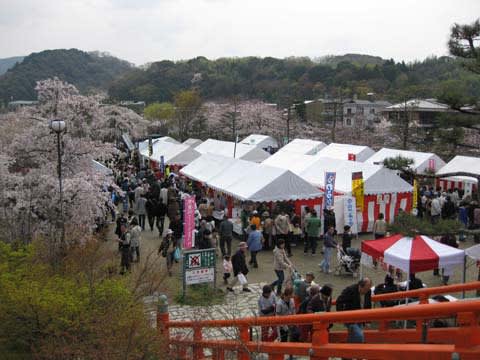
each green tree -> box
[448,19,480,74]
[174,90,203,141]
[383,155,415,182]
[144,102,175,122]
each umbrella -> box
[361,234,465,274]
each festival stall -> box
[361,234,466,288]
[366,148,446,175]
[180,154,323,232]
[182,138,203,148]
[436,155,479,193]
[262,151,323,175]
[276,138,326,155]
[241,134,279,151]
[316,143,375,162]
[299,157,413,233]
[194,139,271,162]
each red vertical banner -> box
[183,195,196,249]
[428,158,436,171]
[348,153,356,161]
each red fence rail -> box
[159,281,480,359]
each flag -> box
[352,171,364,211]
[324,172,336,208]
[412,179,418,209]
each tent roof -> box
[278,138,327,155]
[299,157,413,195]
[316,143,375,162]
[180,154,323,202]
[138,136,180,152]
[194,139,270,162]
[466,244,480,260]
[261,152,321,175]
[140,141,200,165]
[366,147,445,173]
[437,155,480,183]
[362,234,465,273]
[91,160,113,176]
[241,134,279,148]
[182,138,203,148]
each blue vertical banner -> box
[160,155,165,173]
[324,172,336,208]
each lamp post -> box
[49,119,66,247]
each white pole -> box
[462,255,467,299]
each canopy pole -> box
[404,270,410,329]
[462,255,467,299]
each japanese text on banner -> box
[183,195,196,249]
[412,179,418,209]
[324,172,336,208]
[352,171,364,211]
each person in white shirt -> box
[430,194,442,224]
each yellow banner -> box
[352,172,364,212]
[412,179,418,209]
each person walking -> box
[118,223,131,275]
[275,210,290,246]
[158,229,179,276]
[219,215,234,256]
[227,242,251,293]
[258,285,277,342]
[342,225,353,253]
[247,224,263,268]
[135,193,147,230]
[145,195,158,232]
[262,212,274,250]
[276,287,298,348]
[304,210,321,256]
[129,217,142,262]
[319,226,337,274]
[270,239,293,295]
[336,278,372,344]
[222,255,232,285]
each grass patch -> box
[174,284,226,306]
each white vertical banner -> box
[344,196,358,234]
[367,201,375,232]
[389,193,397,223]
[465,182,473,197]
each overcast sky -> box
[0,0,479,65]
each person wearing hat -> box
[250,210,261,232]
[307,284,333,313]
[294,271,316,312]
[158,229,178,276]
[227,242,251,292]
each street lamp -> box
[49,119,66,246]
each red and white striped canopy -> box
[361,234,465,273]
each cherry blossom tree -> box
[0,78,148,259]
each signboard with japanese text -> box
[412,179,418,209]
[343,196,358,234]
[160,155,165,174]
[348,153,356,161]
[183,195,196,250]
[182,248,216,289]
[324,172,336,208]
[352,172,364,211]
[428,158,436,171]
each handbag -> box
[173,247,181,261]
[238,273,248,285]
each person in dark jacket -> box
[145,196,159,232]
[342,225,353,253]
[156,198,167,235]
[227,242,251,292]
[307,284,333,313]
[374,274,399,307]
[169,214,183,242]
[336,278,372,344]
[323,208,336,234]
[219,215,234,256]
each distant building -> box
[119,100,146,114]
[304,98,343,124]
[383,99,452,128]
[342,98,391,127]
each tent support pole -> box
[404,270,410,329]
[462,255,467,299]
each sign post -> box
[182,248,216,299]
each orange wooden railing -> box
[158,282,480,360]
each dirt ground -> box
[106,218,480,303]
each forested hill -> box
[109,55,480,104]
[0,56,25,75]
[0,49,133,104]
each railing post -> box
[310,321,329,360]
[156,294,170,353]
[238,325,250,360]
[455,311,480,360]
[193,325,203,359]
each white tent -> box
[466,244,480,261]
[366,148,445,174]
[262,151,322,175]
[299,157,413,232]
[91,160,113,176]
[194,139,270,163]
[180,154,322,202]
[140,141,200,166]
[277,138,326,155]
[138,136,180,153]
[300,157,413,195]
[241,134,278,149]
[436,155,480,185]
[316,143,375,162]
[183,138,203,148]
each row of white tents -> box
[137,135,479,232]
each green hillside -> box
[0,56,25,75]
[0,49,133,104]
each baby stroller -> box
[334,247,361,277]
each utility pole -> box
[402,97,409,150]
[286,106,291,144]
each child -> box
[258,285,277,342]
[223,255,232,285]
